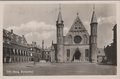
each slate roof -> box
[3,29,28,46]
[91,10,97,23]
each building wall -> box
[3,43,32,63]
[104,24,117,65]
[64,32,89,45]
[30,46,42,62]
[3,29,33,63]
[63,44,89,62]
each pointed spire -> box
[57,4,63,24]
[42,40,44,50]
[75,12,81,21]
[76,12,80,19]
[91,5,97,24]
[77,12,79,16]
[51,41,54,50]
[76,12,79,18]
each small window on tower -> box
[99,51,100,53]
[85,49,89,57]
[67,49,70,57]
[75,27,77,29]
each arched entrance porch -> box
[72,48,81,62]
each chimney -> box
[11,29,13,34]
[32,41,36,47]
[22,35,24,37]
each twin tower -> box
[56,6,98,63]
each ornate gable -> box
[67,14,89,35]
[64,14,89,45]
[3,29,11,39]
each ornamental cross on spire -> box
[93,4,95,11]
[77,12,79,16]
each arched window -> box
[18,49,20,55]
[13,48,15,55]
[68,35,72,44]
[11,48,13,55]
[15,49,17,55]
[25,51,26,56]
[84,35,88,44]
[67,49,70,57]
[16,49,18,55]
[75,27,77,29]
[23,51,25,56]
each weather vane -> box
[93,4,95,11]
[59,4,61,11]
[77,12,79,16]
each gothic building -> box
[52,7,99,63]
[3,29,55,63]
[104,24,117,65]
[3,29,45,63]
[3,29,33,63]
[3,6,107,64]
[41,40,51,62]
[29,41,42,62]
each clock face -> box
[74,35,82,43]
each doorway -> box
[72,48,81,61]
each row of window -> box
[3,56,32,63]
[75,27,81,29]
[44,52,50,55]
[11,57,32,62]
[4,47,32,56]
[42,54,50,59]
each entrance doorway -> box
[72,48,81,62]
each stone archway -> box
[72,48,81,62]
[6,56,10,63]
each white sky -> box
[3,3,116,48]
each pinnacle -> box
[57,6,63,24]
[91,6,97,24]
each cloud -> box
[97,16,116,48]
[5,16,116,48]
[84,21,90,34]
[7,21,55,34]
[83,17,115,48]
[6,21,56,47]
[64,27,69,35]
[98,16,116,25]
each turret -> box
[56,6,64,62]
[42,40,44,59]
[42,40,44,50]
[90,6,98,63]
[56,7,64,45]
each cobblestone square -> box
[3,62,116,76]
